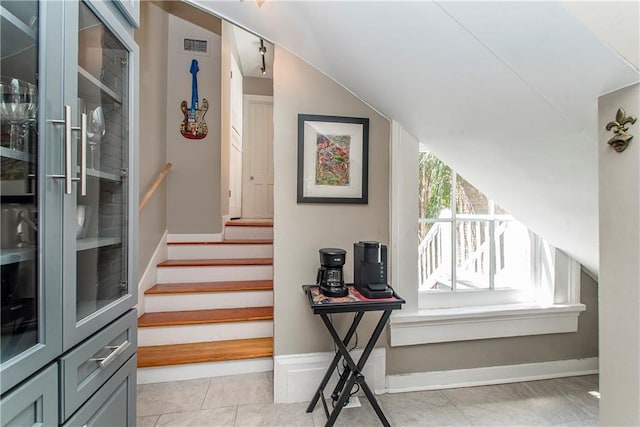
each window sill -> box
[389,303,586,346]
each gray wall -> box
[135,2,168,280]
[272,46,599,372]
[273,47,391,356]
[244,77,273,96]
[165,14,222,233]
[387,271,598,374]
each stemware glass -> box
[0,77,37,151]
[23,83,38,151]
[0,80,8,147]
[86,106,106,169]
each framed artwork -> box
[297,114,369,204]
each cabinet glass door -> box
[63,1,134,349]
[1,0,39,362]
[1,0,63,393]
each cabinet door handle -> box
[64,105,73,194]
[79,112,87,196]
[89,340,130,368]
[49,105,81,195]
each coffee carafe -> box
[316,248,348,297]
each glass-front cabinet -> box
[1,0,62,395]
[1,0,137,411]
[63,0,135,349]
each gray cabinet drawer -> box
[1,363,58,427]
[63,355,136,427]
[59,309,137,422]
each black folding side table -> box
[303,285,405,427]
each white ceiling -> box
[190,0,640,275]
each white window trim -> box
[389,121,585,346]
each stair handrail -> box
[139,162,173,212]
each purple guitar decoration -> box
[180,59,209,139]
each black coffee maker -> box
[354,241,393,298]
[316,248,348,297]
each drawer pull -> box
[89,341,130,368]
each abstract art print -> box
[297,114,369,204]
[315,133,351,186]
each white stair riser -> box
[145,291,273,312]
[224,226,273,240]
[157,265,273,283]
[137,358,273,384]
[168,244,273,260]
[138,320,273,346]
[167,234,223,243]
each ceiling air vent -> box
[183,38,208,55]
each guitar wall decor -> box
[180,59,209,139]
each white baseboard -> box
[274,348,386,404]
[167,233,223,243]
[137,357,273,384]
[386,357,599,393]
[136,230,168,316]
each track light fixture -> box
[259,39,267,75]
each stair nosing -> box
[137,337,273,368]
[225,221,273,227]
[168,240,273,246]
[145,280,273,295]
[138,306,274,328]
[157,258,273,268]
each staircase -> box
[137,220,274,384]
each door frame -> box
[228,55,243,219]
[242,94,274,219]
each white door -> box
[242,95,274,218]
[229,56,243,218]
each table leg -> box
[306,312,365,414]
[326,371,359,426]
[360,374,390,427]
[318,310,393,426]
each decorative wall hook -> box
[606,108,637,153]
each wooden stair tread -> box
[225,220,273,227]
[168,239,272,246]
[145,280,273,294]
[137,337,273,368]
[158,258,273,267]
[138,306,273,327]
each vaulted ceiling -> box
[190,0,639,275]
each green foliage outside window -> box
[419,152,452,219]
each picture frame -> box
[297,114,369,204]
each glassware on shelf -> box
[76,205,93,239]
[85,106,106,169]
[0,77,37,151]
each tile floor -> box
[137,372,599,426]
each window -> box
[388,122,585,346]
[418,152,535,308]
